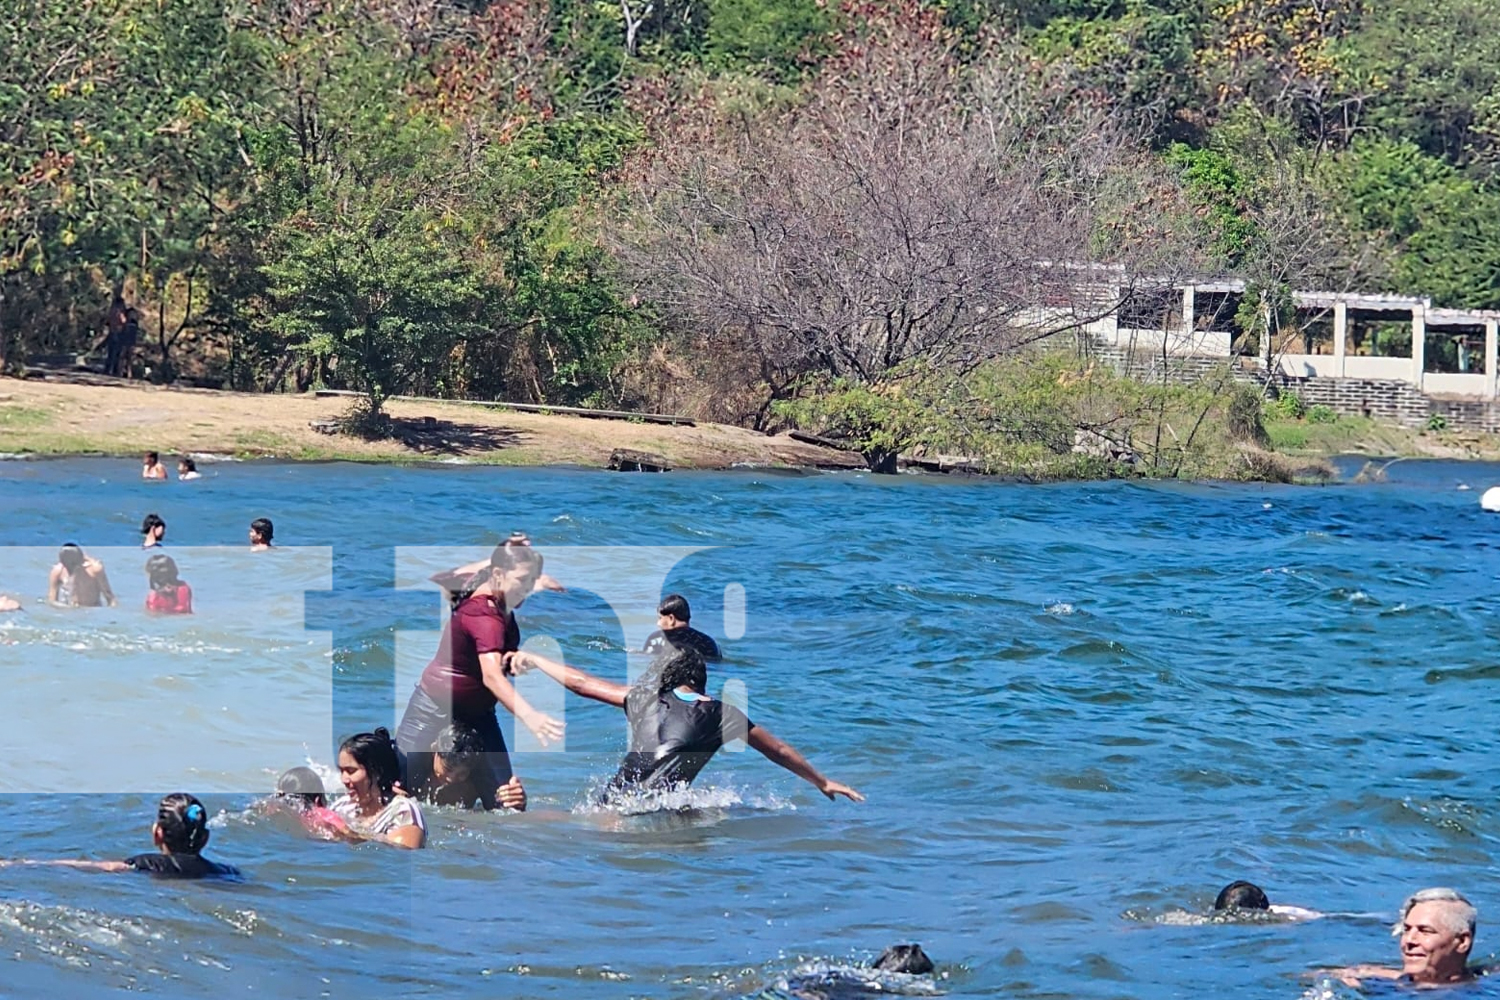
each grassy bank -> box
[1263,412,1500,462]
[0,376,864,471]
[3,373,1496,478]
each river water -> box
[1,457,1499,999]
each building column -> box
[1411,305,1426,389]
[1333,301,1348,377]
[1180,284,1195,347]
[1486,319,1498,400]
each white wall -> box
[1106,326,1233,357]
[1422,372,1488,396]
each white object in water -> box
[1481,487,1500,512]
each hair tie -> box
[185,804,204,823]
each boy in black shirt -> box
[640,593,723,663]
[507,647,861,804]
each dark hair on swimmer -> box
[339,728,401,801]
[156,792,211,854]
[250,518,273,543]
[141,512,165,537]
[873,944,934,975]
[58,543,84,573]
[490,539,543,574]
[275,766,326,808]
[144,451,158,464]
[1214,880,1270,911]
[657,593,691,622]
[450,538,543,605]
[432,723,485,775]
[146,553,181,592]
[179,457,196,473]
[654,647,707,695]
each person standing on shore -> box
[101,294,128,377]
[116,308,140,378]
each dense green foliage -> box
[1,0,1495,454]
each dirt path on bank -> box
[0,375,864,470]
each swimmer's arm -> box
[507,651,628,707]
[747,726,865,802]
[0,859,131,872]
[481,652,564,745]
[382,824,425,850]
[46,565,62,604]
[432,560,488,588]
[1321,964,1401,987]
[90,562,117,607]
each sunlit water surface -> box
[1,457,1499,999]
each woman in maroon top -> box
[394,541,563,810]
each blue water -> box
[2,457,1500,999]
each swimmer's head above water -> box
[1395,887,1476,984]
[431,723,485,784]
[141,513,165,544]
[145,553,181,590]
[249,518,274,548]
[872,944,934,975]
[154,792,211,855]
[1215,881,1270,912]
[275,767,327,809]
[655,646,708,695]
[58,543,85,575]
[658,593,692,628]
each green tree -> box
[1324,138,1500,308]
[1345,0,1500,167]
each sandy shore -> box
[0,375,865,470]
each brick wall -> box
[1089,342,1445,430]
[1267,374,1432,428]
[1428,397,1500,434]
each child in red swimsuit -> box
[145,553,193,614]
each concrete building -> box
[1084,277,1500,432]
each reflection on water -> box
[2,458,1500,997]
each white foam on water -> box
[571,781,797,817]
[776,957,945,997]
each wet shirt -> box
[609,688,754,793]
[418,594,519,716]
[641,626,722,663]
[124,853,242,880]
[145,583,193,614]
[333,795,426,837]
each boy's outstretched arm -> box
[747,726,864,801]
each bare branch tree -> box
[611,2,1205,467]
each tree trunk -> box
[863,447,899,474]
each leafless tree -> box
[612,6,1203,465]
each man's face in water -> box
[1400,901,1473,983]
